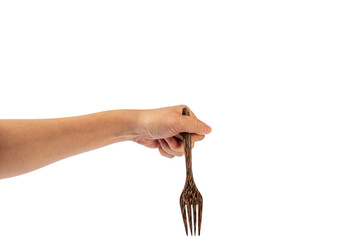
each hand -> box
[133,105,212,158]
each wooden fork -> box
[180,107,203,236]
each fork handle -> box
[182,108,193,180]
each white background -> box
[1,0,360,239]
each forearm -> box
[0,110,139,179]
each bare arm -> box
[0,105,211,179]
[0,110,139,179]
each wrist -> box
[107,109,142,142]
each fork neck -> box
[185,153,194,181]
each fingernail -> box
[205,125,211,134]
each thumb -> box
[178,116,212,135]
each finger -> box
[175,133,204,142]
[159,139,183,157]
[164,137,184,153]
[158,146,174,158]
[178,117,212,135]
[145,140,160,148]
[174,136,194,149]
[172,134,203,150]
[191,134,205,142]
[174,133,183,141]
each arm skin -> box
[0,105,211,179]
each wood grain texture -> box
[180,107,203,236]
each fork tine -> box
[198,202,203,236]
[186,202,193,236]
[180,200,188,236]
[193,203,197,235]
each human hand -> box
[133,105,212,158]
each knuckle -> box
[197,135,205,141]
[159,149,166,156]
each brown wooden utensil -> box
[180,107,203,236]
